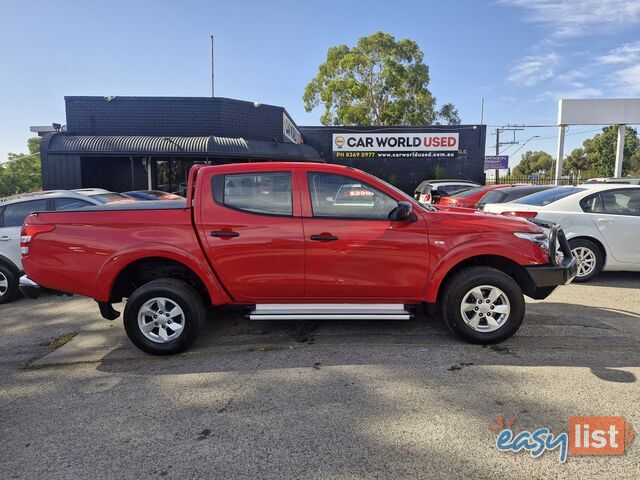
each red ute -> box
[20,163,576,355]
[437,185,517,209]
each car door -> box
[0,199,48,270]
[196,168,305,301]
[582,188,640,264]
[302,171,429,300]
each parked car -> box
[19,162,576,354]
[73,188,139,203]
[483,184,640,281]
[413,179,479,204]
[0,190,105,303]
[437,184,518,209]
[604,178,640,185]
[475,185,553,210]
[123,190,185,201]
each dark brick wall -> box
[299,125,487,193]
[65,96,291,142]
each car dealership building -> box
[37,96,486,195]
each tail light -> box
[20,224,55,255]
[501,211,538,219]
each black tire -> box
[442,266,525,344]
[123,278,205,355]
[569,238,604,282]
[0,264,20,305]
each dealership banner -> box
[332,133,459,159]
[484,155,509,170]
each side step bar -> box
[249,304,413,321]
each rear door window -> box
[213,172,293,216]
[2,200,47,227]
[600,189,640,216]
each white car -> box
[483,184,640,281]
[413,179,479,204]
[0,190,127,303]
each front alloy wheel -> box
[460,285,511,333]
[442,266,525,344]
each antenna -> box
[211,35,215,97]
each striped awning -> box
[46,134,322,161]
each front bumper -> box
[19,275,42,299]
[523,220,578,299]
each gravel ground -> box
[0,272,639,479]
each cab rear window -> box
[212,172,293,216]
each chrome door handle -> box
[597,218,613,224]
[0,236,10,242]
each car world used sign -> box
[332,133,459,159]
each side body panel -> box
[22,208,230,304]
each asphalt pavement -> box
[1,272,639,479]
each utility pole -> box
[211,35,215,97]
[495,128,500,184]
[493,125,524,184]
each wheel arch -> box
[94,244,232,305]
[567,235,607,262]
[0,255,20,275]
[428,254,537,305]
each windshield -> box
[479,189,508,205]
[375,176,438,211]
[514,187,585,206]
[454,187,484,199]
[89,193,138,203]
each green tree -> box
[512,151,554,176]
[564,147,591,174]
[0,137,42,197]
[435,103,461,125]
[583,126,639,177]
[303,31,456,126]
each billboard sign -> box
[484,155,509,170]
[332,132,459,159]
[283,113,303,144]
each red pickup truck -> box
[19,162,576,355]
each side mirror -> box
[389,201,415,221]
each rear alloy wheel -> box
[123,279,205,355]
[0,265,19,304]
[569,239,603,282]
[442,266,525,344]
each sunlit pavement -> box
[1,272,639,479]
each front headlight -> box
[514,232,549,254]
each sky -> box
[1,0,640,169]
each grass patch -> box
[23,332,78,369]
[39,332,77,350]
